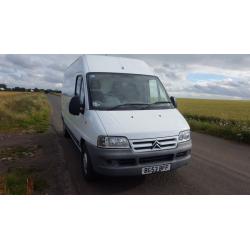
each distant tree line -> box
[0,84,61,94]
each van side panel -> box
[61,56,107,146]
[62,57,83,122]
[62,57,83,142]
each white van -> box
[61,55,192,180]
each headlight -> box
[178,130,191,142]
[97,136,130,149]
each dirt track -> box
[48,94,250,194]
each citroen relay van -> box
[61,55,192,180]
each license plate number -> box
[142,163,171,175]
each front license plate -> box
[142,163,171,175]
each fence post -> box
[26,176,34,195]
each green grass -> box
[3,167,47,195]
[178,98,250,144]
[0,92,50,133]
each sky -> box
[0,54,250,99]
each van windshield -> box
[87,73,173,110]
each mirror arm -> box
[80,102,85,114]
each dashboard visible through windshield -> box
[87,73,173,110]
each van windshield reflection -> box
[87,73,173,110]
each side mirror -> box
[69,96,82,115]
[170,96,177,108]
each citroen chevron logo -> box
[152,140,161,150]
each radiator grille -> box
[130,136,178,152]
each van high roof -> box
[71,55,155,76]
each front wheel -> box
[80,144,96,181]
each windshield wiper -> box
[109,103,148,110]
[151,101,172,105]
[141,101,172,109]
[108,101,172,110]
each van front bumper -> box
[86,140,192,176]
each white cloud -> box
[55,83,63,88]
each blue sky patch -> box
[187,73,226,82]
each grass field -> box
[0,92,50,133]
[178,98,250,144]
[0,92,51,194]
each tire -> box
[80,143,96,181]
[62,120,70,138]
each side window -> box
[75,75,83,96]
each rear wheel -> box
[80,143,96,181]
